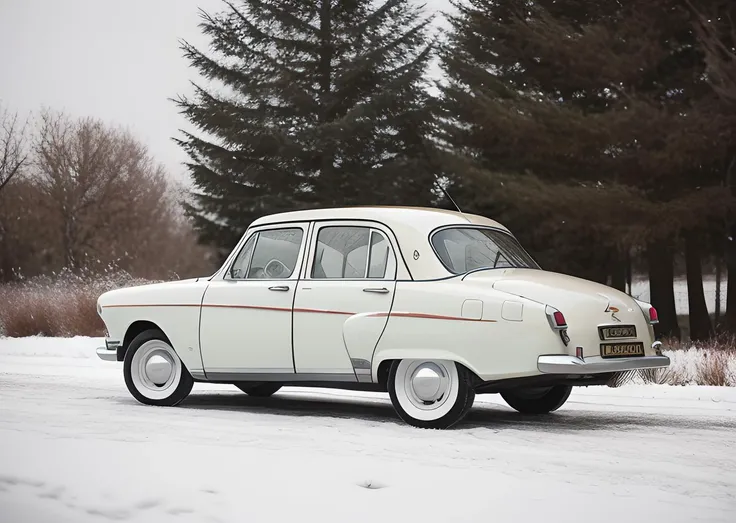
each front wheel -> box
[388,359,475,429]
[123,329,194,407]
[500,385,572,414]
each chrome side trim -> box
[351,358,371,370]
[205,372,358,383]
[96,347,118,362]
[538,354,670,375]
[356,374,373,383]
[190,370,207,380]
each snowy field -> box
[1,337,735,523]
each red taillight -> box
[553,311,567,327]
[649,307,659,324]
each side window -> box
[229,234,257,279]
[368,231,395,278]
[312,226,395,279]
[247,228,304,279]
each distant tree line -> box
[0,107,215,282]
[177,0,736,340]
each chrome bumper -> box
[96,339,121,362]
[538,354,670,375]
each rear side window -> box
[431,227,539,274]
[312,226,396,279]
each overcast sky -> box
[0,0,450,185]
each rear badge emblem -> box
[605,305,621,322]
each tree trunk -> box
[610,249,626,292]
[685,233,713,340]
[725,225,736,332]
[647,240,680,339]
[715,255,722,328]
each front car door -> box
[292,221,400,382]
[200,223,309,380]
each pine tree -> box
[437,0,735,338]
[175,0,437,252]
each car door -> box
[199,223,309,380]
[292,221,397,381]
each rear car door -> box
[292,221,398,381]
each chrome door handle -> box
[363,287,390,294]
[268,285,290,292]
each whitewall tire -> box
[388,359,475,429]
[123,329,194,406]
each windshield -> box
[431,227,539,274]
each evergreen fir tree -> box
[437,0,735,338]
[175,0,437,252]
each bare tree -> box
[0,104,29,193]
[34,110,181,273]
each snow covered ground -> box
[1,337,735,523]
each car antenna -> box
[413,128,464,213]
[434,175,463,214]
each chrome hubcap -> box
[145,354,173,386]
[408,362,449,406]
[130,340,182,399]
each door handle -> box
[363,287,390,294]
[268,285,290,292]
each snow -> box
[1,337,735,523]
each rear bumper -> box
[95,339,121,362]
[538,354,670,375]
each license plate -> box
[599,325,637,339]
[601,342,645,358]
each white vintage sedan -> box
[96,207,669,428]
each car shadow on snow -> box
[166,390,736,432]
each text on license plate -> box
[600,325,636,339]
[600,342,645,358]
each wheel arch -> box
[119,320,170,361]
[372,349,483,385]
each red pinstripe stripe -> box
[103,304,496,322]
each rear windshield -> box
[431,227,539,274]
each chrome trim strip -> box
[356,374,373,383]
[96,347,118,362]
[207,367,298,373]
[206,372,358,382]
[350,358,371,370]
[538,354,670,374]
[190,370,207,380]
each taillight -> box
[649,307,659,324]
[546,306,567,330]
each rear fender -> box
[371,349,482,383]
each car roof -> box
[249,207,511,280]
[250,206,509,232]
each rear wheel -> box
[235,383,282,397]
[388,359,475,429]
[123,329,194,406]
[501,385,572,414]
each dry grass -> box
[628,335,736,387]
[0,270,154,337]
